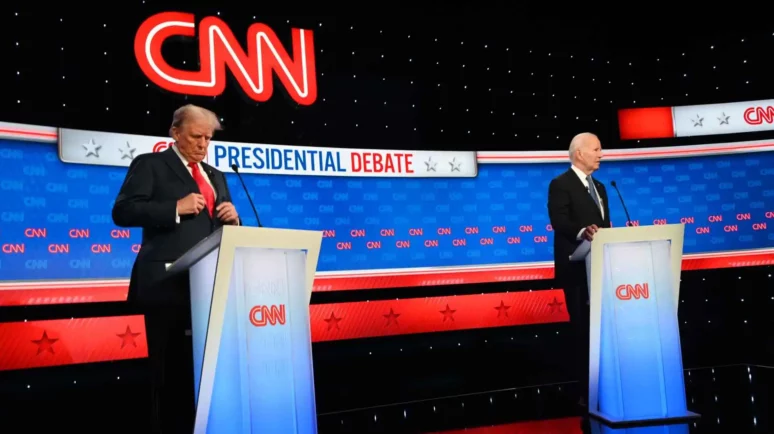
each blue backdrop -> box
[1,138,773,281]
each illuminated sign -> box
[58,128,478,177]
[250,304,286,327]
[743,105,774,125]
[134,12,317,106]
[615,283,650,300]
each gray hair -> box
[568,132,597,162]
[169,104,222,136]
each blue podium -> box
[167,226,323,434]
[572,224,700,427]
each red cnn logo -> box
[250,304,286,327]
[134,12,317,106]
[743,106,774,125]
[616,283,650,300]
[153,141,174,153]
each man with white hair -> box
[547,132,611,409]
[112,104,241,432]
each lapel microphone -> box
[231,164,263,227]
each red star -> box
[439,304,456,322]
[31,330,58,355]
[116,326,141,349]
[548,297,564,313]
[494,300,511,317]
[324,312,343,331]
[383,308,400,327]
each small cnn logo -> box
[616,283,650,300]
[250,304,287,327]
[153,141,174,153]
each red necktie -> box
[188,162,215,217]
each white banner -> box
[58,128,477,178]
[673,98,774,137]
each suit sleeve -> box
[547,178,585,241]
[112,156,178,229]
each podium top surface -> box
[592,223,685,244]
[166,226,323,274]
[569,224,686,262]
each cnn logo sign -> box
[250,304,286,327]
[616,283,650,300]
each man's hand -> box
[216,202,239,224]
[177,193,206,216]
[582,224,599,241]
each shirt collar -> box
[570,164,591,184]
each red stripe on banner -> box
[618,107,675,140]
[0,284,129,306]
[429,417,582,434]
[682,250,774,270]
[476,140,774,163]
[0,249,769,306]
[312,265,555,292]
[0,127,58,141]
[310,289,569,342]
[0,315,147,371]
[0,292,567,370]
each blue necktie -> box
[587,175,601,212]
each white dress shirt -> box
[173,144,217,223]
[570,165,604,240]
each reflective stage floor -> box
[0,363,769,432]
[317,364,771,433]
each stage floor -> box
[317,364,771,433]
[0,363,769,432]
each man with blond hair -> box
[112,104,241,432]
[547,132,611,409]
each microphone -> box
[231,164,263,227]
[610,180,633,226]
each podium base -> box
[589,409,701,428]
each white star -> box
[718,112,730,125]
[449,157,461,172]
[424,156,437,172]
[118,141,136,160]
[692,114,704,127]
[82,139,101,158]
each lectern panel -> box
[201,246,316,434]
[240,248,314,433]
[189,247,219,406]
[598,240,688,420]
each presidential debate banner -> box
[0,121,773,306]
[59,128,477,178]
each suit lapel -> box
[161,147,199,193]
[566,169,604,220]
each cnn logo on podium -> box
[250,304,287,327]
[616,283,650,300]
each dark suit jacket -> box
[112,147,237,305]
[547,168,611,290]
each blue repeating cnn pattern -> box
[0,139,772,281]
